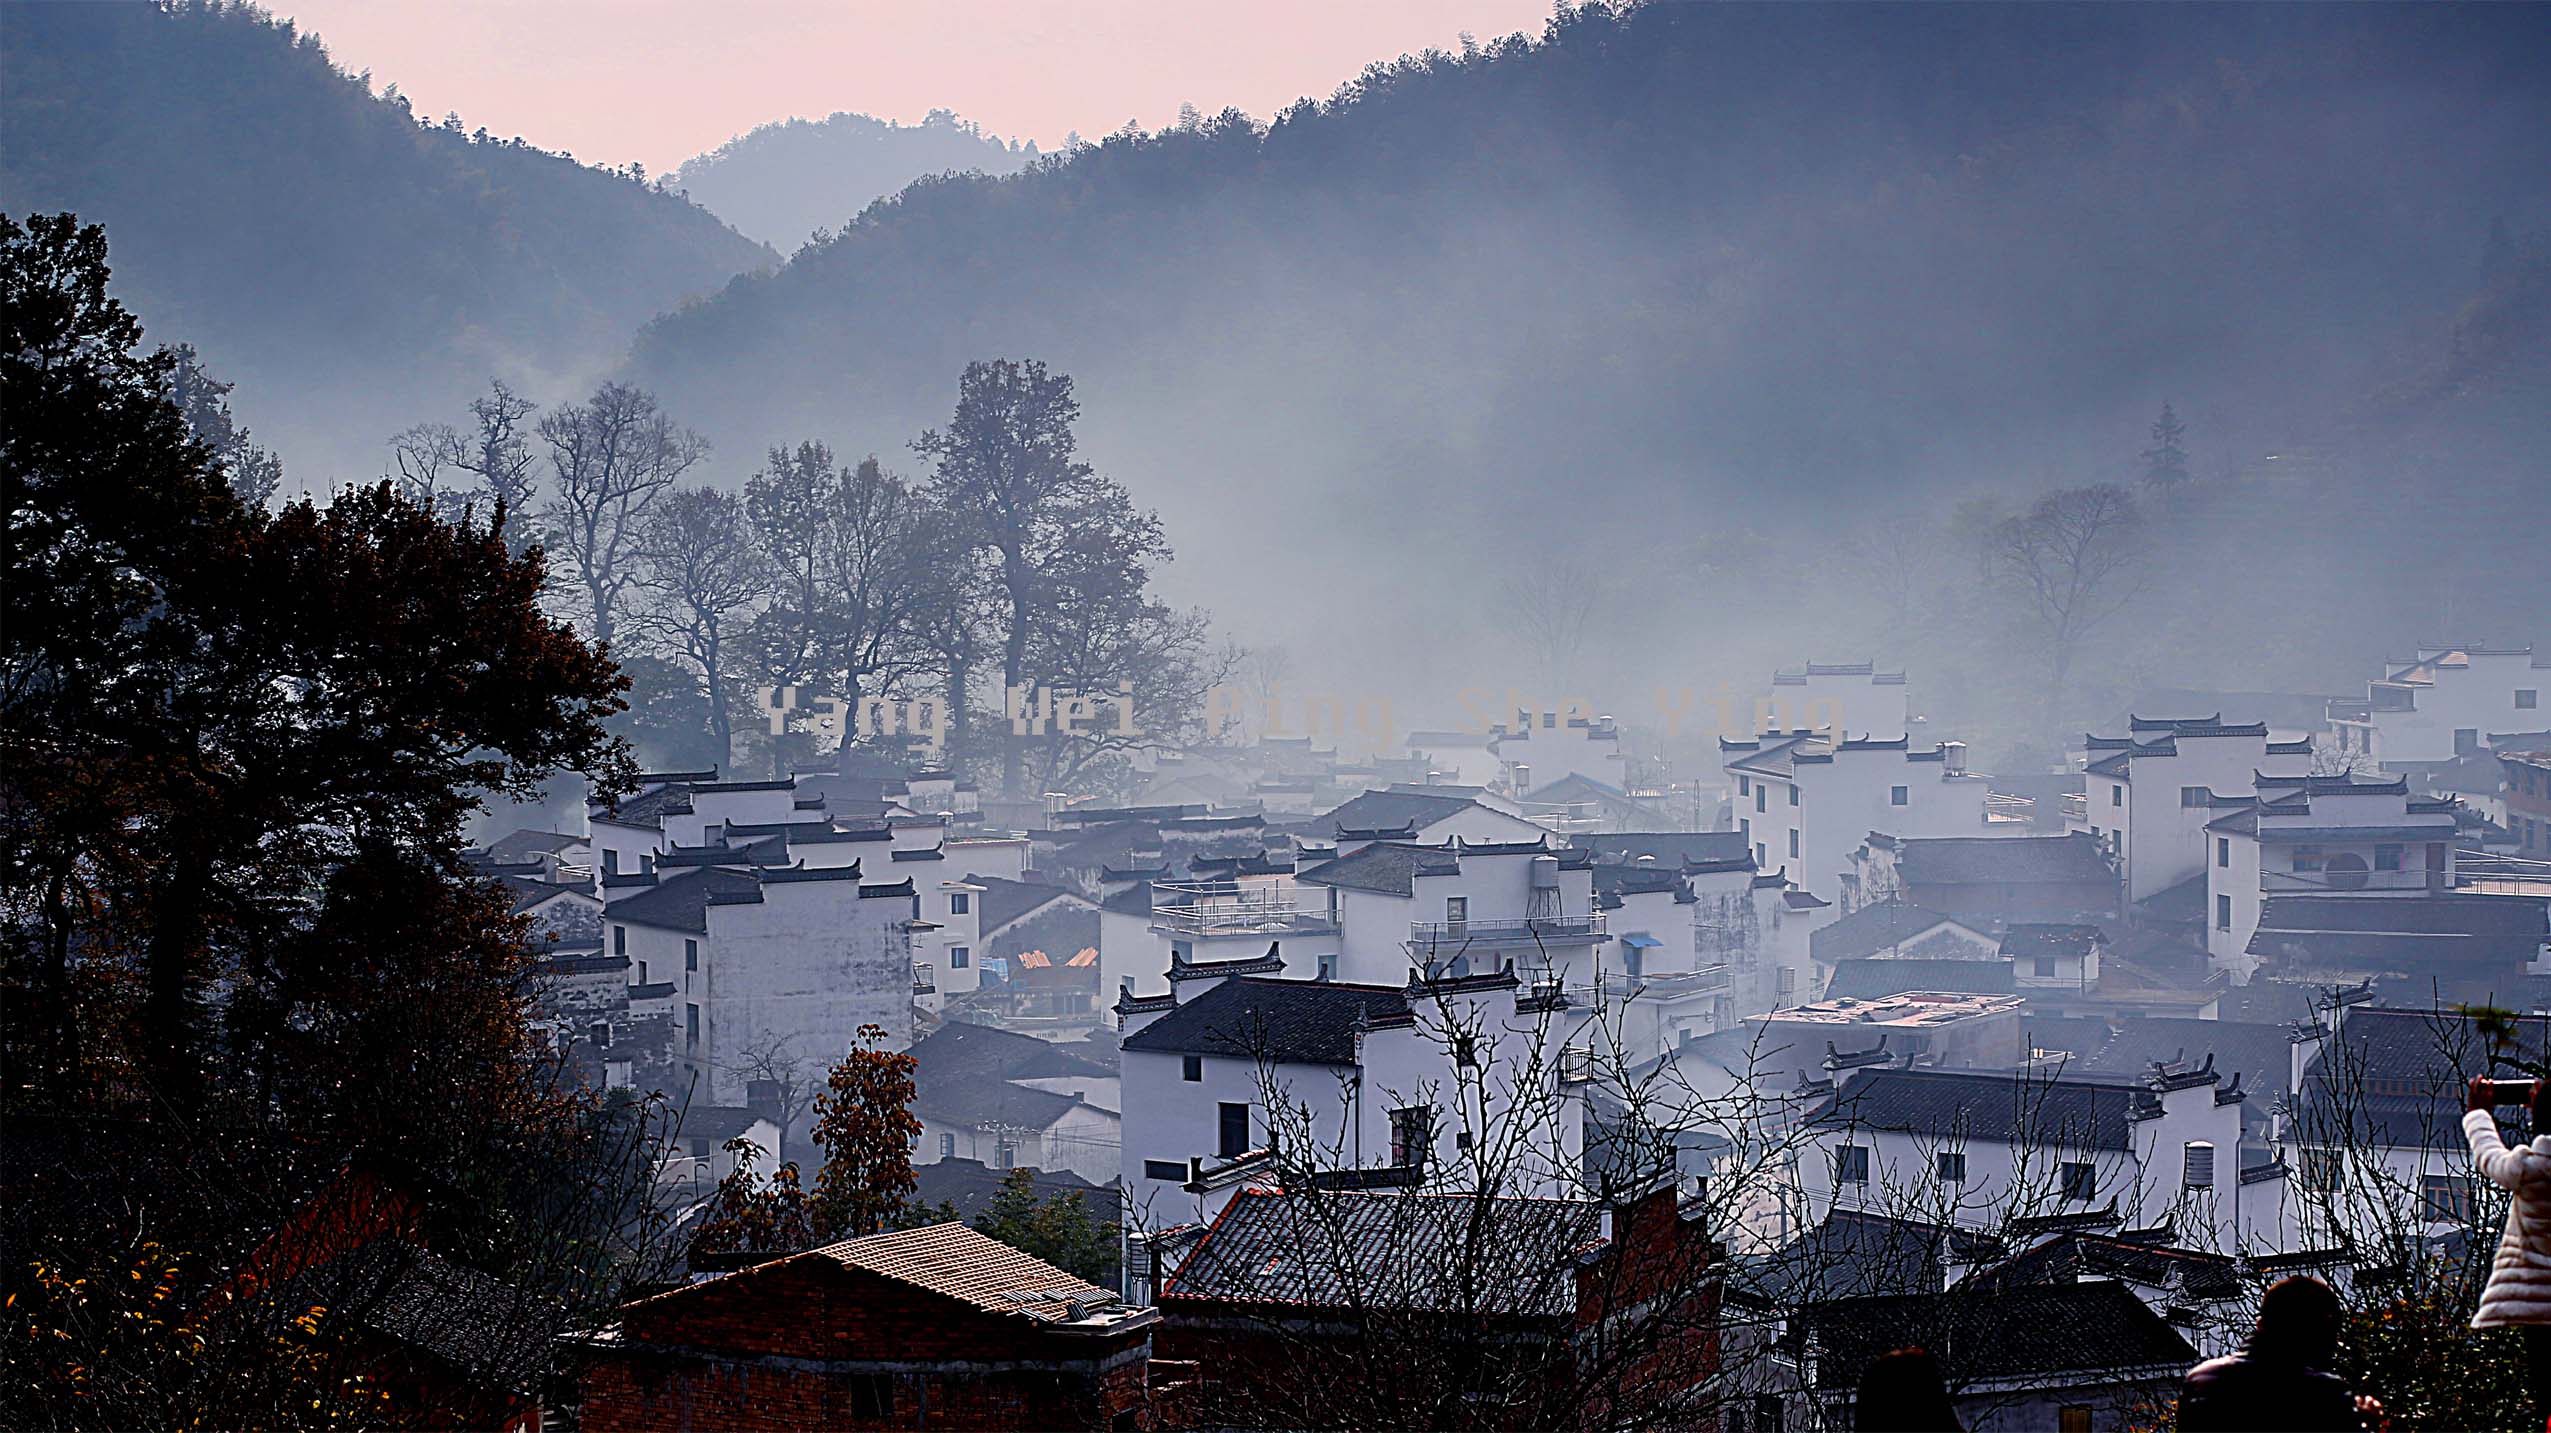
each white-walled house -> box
[1311,786,1555,849]
[1756,662,1913,742]
[2070,715,2316,906]
[2326,645,2549,774]
[603,862,919,1104]
[1403,729,1504,788]
[1491,712,1628,796]
[1799,1061,2256,1255]
[1294,837,1605,990]
[2277,999,2551,1258]
[1724,733,2009,905]
[2202,773,2461,978]
[909,1021,1122,1185]
[1115,967,1589,1235]
[1586,853,1825,1056]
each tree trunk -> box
[143,845,210,1109]
[705,629,732,770]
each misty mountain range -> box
[664,109,1035,251]
[6,0,2548,741]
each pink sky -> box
[266,0,1557,173]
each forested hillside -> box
[0,0,773,483]
[623,2,2551,719]
[667,110,1033,250]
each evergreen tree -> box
[971,1167,1119,1284]
[2141,401,2191,487]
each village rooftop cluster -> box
[447,645,2551,1430]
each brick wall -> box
[578,1257,1155,1432]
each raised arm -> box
[2465,1080,2527,1191]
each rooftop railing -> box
[1406,913,1607,950]
[1151,880,1336,937]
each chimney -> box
[745,1078,783,1124]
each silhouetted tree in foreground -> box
[1,212,656,1429]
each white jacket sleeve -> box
[2467,1107,2528,1190]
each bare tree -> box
[387,419,468,520]
[629,487,768,766]
[731,1028,817,1163]
[539,382,708,648]
[1507,564,1613,697]
[818,454,936,720]
[1984,483,2146,695]
[455,379,540,552]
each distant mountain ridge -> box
[668,110,1035,251]
[0,0,774,484]
[620,2,2551,693]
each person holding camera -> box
[2468,1074,2551,1429]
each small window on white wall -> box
[2184,1141,2214,1189]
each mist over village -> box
[8,1,2551,1429]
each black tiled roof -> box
[1895,833,2114,887]
[910,1069,1084,1131]
[1963,1229,2239,1300]
[1736,1209,1958,1305]
[604,868,764,934]
[1162,1187,1598,1315]
[2249,893,2551,971]
[2294,1006,2549,1147]
[1803,1281,2197,1390]
[2135,872,2211,926]
[913,1018,1115,1086]
[485,827,585,860]
[1120,977,1410,1066]
[591,782,695,827]
[971,874,1087,934]
[275,1240,561,1397]
[494,874,595,916]
[1296,841,1460,897]
[1310,789,1482,837]
[1809,902,1969,964]
[1814,1068,2141,1151]
[1999,923,2103,960]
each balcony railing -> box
[1557,1045,1602,1085]
[1599,963,1732,999]
[2262,868,2444,894]
[1406,913,1608,951]
[1151,880,1336,937]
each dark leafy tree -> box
[971,1167,1119,1285]
[914,359,1172,796]
[688,1139,817,1259]
[164,341,284,508]
[808,1025,922,1239]
[1,213,653,1426]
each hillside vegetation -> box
[667,110,1034,251]
[0,0,773,483]
[622,1,2551,711]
